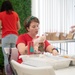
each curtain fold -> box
[32,0,75,54]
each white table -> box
[21,54,75,75]
[55,66,75,75]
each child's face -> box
[27,21,39,35]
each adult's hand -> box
[52,50,59,56]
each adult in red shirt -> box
[16,16,58,63]
[0,1,21,75]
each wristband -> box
[52,48,59,52]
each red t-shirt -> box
[16,33,50,63]
[0,11,19,38]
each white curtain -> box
[31,0,75,54]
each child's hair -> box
[24,16,40,32]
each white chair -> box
[4,47,18,61]
[11,60,56,75]
[4,47,18,75]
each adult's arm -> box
[17,20,21,31]
[0,20,2,30]
[17,43,28,55]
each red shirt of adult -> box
[0,11,19,38]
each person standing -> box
[0,1,21,75]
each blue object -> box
[30,46,34,52]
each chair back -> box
[4,47,18,61]
[11,60,56,75]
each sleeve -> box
[44,40,51,49]
[16,14,20,21]
[14,12,20,21]
[16,35,26,47]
